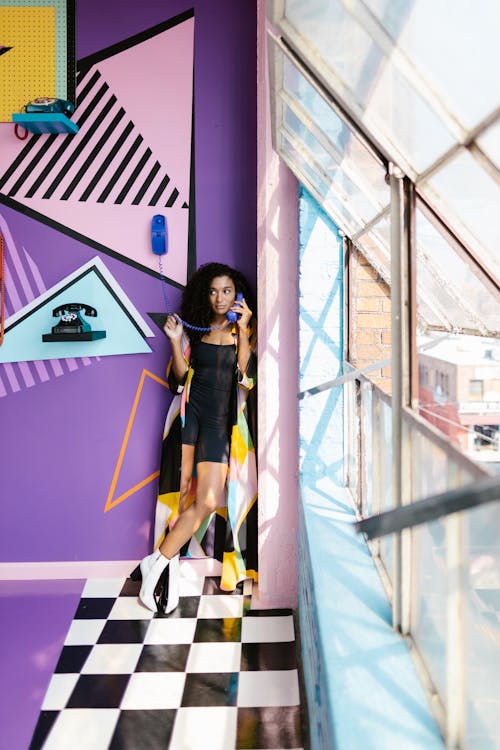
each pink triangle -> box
[95,18,194,198]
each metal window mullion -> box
[351,204,390,243]
[468,142,500,187]
[280,90,389,213]
[445,466,466,750]
[402,179,416,635]
[268,38,285,162]
[390,164,404,631]
[360,381,372,517]
[345,376,359,494]
[268,0,285,25]
[463,103,500,143]
[371,390,382,559]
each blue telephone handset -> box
[227,292,244,323]
[151,214,242,333]
[152,215,167,255]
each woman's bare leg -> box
[160,460,228,559]
[178,444,196,515]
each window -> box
[469,380,484,397]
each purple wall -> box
[0,0,256,562]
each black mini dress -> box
[182,341,237,464]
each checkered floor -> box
[28,571,305,750]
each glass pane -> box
[355,216,391,283]
[464,501,500,747]
[411,520,447,701]
[367,0,500,131]
[284,0,455,173]
[417,332,500,467]
[279,131,329,197]
[344,377,359,498]
[280,130,363,235]
[282,103,381,224]
[409,434,463,707]
[379,396,393,580]
[361,381,373,517]
[423,150,500,281]
[356,215,480,332]
[477,118,500,172]
[416,208,500,335]
[282,56,389,212]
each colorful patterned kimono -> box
[154,322,258,591]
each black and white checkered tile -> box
[29,572,304,750]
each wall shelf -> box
[12,113,79,134]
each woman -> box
[136,263,258,613]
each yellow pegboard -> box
[0,6,57,122]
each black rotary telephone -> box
[42,303,106,342]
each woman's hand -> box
[163,314,183,342]
[232,297,252,332]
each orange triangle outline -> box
[104,368,169,512]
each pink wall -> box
[256,1,299,609]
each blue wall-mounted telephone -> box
[151,214,242,332]
[152,215,167,255]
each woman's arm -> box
[164,315,188,383]
[237,326,251,374]
[233,297,253,375]
[170,338,189,383]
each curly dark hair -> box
[180,262,254,343]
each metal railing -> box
[355,475,500,539]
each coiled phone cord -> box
[158,255,231,333]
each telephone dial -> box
[42,303,106,342]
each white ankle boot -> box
[139,551,170,611]
[164,554,180,614]
[139,549,161,582]
[139,551,180,613]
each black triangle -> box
[148,312,169,333]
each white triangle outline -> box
[4,255,155,338]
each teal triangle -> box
[0,268,152,364]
